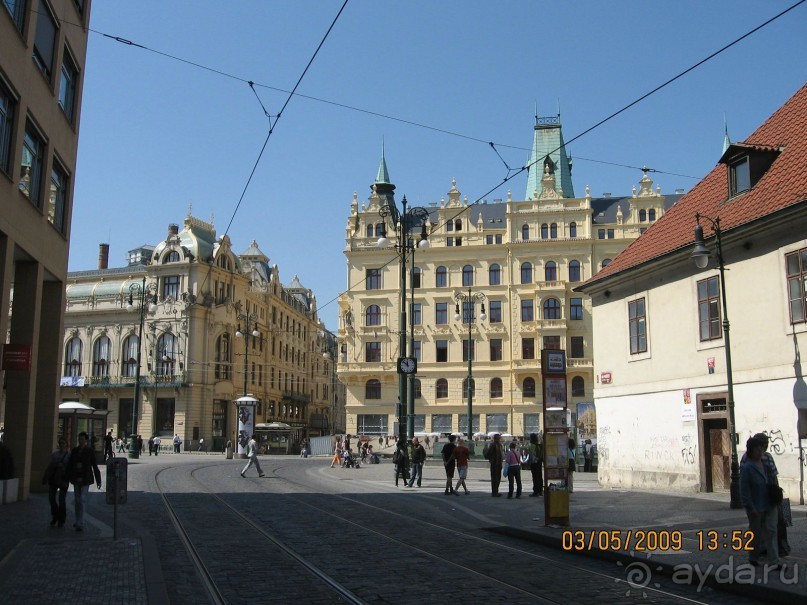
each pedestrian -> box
[528,433,543,496]
[567,438,576,493]
[407,437,426,487]
[66,431,102,532]
[453,437,471,495]
[116,437,126,453]
[484,434,504,497]
[148,436,154,456]
[330,438,342,468]
[173,433,182,453]
[42,437,70,527]
[424,435,431,449]
[440,434,457,495]
[137,435,144,455]
[393,439,409,486]
[740,436,782,568]
[0,425,4,442]
[506,441,523,498]
[741,432,791,557]
[198,438,205,452]
[241,434,265,478]
[153,435,161,456]
[583,439,593,472]
[103,430,114,462]
[378,436,383,448]
[384,435,389,448]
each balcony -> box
[536,280,566,292]
[567,357,593,368]
[73,373,188,389]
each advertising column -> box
[542,349,570,526]
[234,396,258,459]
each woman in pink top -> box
[505,442,522,498]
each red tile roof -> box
[583,82,807,288]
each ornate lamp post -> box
[455,288,486,448]
[378,195,430,445]
[691,213,741,509]
[126,276,157,459]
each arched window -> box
[365,304,381,326]
[601,258,612,269]
[462,265,474,287]
[365,379,381,399]
[550,223,558,238]
[156,333,178,376]
[462,377,476,398]
[522,224,530,240]
[436,378,449,399]
[64,336,82,377]
[366,224,374,238]
[569,221,577,238]
[520,262,532,284]
[490,377,503,398]
[523,377,536,398]
[121,335,138,377]
[544,261,557,281]
[163,250,181,263]
[92,336,110,377]
[436,266,448,288]
[215,333,231,380]
[543,298,561,319]
[413,378,422,399]
[569,260,581,282]
[639,209,647,222]
[455,219,463,231]
[541,223,549,239]
[649,209,656,221]
[571,376,585,397]
[489,263,501,286]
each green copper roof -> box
[375,142,391,184]
[524,114,575,200]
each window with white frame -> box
[92,336,110,377]
[59,49,78,122]
[697,276,722,341]
[20,122,45,206]
[628,298,647,354]
[786,248,807,324]
[64,336,82,376]
[49,162,68,232]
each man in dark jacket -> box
[66,432,102,531]
[407,437,427,487]
[484,434,504,497]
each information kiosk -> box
[541,349,571,526]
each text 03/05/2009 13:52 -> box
[561,529,755,552]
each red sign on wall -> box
[2,344,32,371]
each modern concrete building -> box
[1,0,92,500]
[577,83,807,501]
[337,114,681,440]
[60,213,342,454]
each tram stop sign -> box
[105,458,128,504]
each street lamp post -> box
[378,195,430,445]
[126,277,157,459]
[454,288,486,448]
[691,213,741,509]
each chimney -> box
[98,243,109,270]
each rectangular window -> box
[49,162,67,232]
[59,50,78,122]
[521,299,534,322]
[522,337,534,359]
[730,157,751,196]
[489,300,502,323]
[607,229,615,239]
[163,275,180,301]
[412,340,421,362]
[486,413,508,433]
[411,303,422,325]
[435,302,448,324]
[436,339,448,363]
[570,336,584,358]
[490,338,502,361]
[432,414,452,434]
[786,248,807,324]
[543,335,560,350]
[570,297,583,320]
[486,234,493,245]
[412,269,421,288]
[446,237,454,247]
[0,82,14,175]
[358,414,388,435]
[462,340,475,362]
[20,123,44,206]
[459,414,479,434]
[524,413,541,433]
[33,2,57,80]
[697,276,722,341]
[365,341,381,362]
[628,298,647,354]
[366,268,381,290]
[155,397,176,437]
[3,0,26,31]
[598,229,605,239]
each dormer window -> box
[720,143,779,199]
[729,156,751,196]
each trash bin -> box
[225,445,233,459]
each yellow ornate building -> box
[338,115,680,438]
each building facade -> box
[60,214,341,452]
[1,0,92,499]
[337,115,681,439]
[577,84,807,501]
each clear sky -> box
[69,1,807,330]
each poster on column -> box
[237,405,255,455]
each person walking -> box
[506,441,523,498]
[66,432,102,532]
[116,437,126,453]
[173,434,182,453]
[440,434,457,495]
[567,438,576,492]
[137,435,144,455]
[484,434,504,497]
[152,435,162,456]
[407,437,426,487]
[583,439,593,473]
[528,433,543,496]
[42,437,70,527]
[103,430,114,462]
[198,438,205,452]
[148,436,154,456]
[330,438,342,468]
[241,434,265,478]
[393,439,409,486]
[453,437,471,495]
[740,436,782,568]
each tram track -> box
[153,461,749,605]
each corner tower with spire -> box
[525,110,575,200]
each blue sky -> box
[69,1,807,330]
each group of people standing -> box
[42,431,102,531]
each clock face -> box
[399,357,416,373]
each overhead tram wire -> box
[314,0,806,318]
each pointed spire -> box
[375,139,391,185]
[722,114,731,155]
[525,108,574,200]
